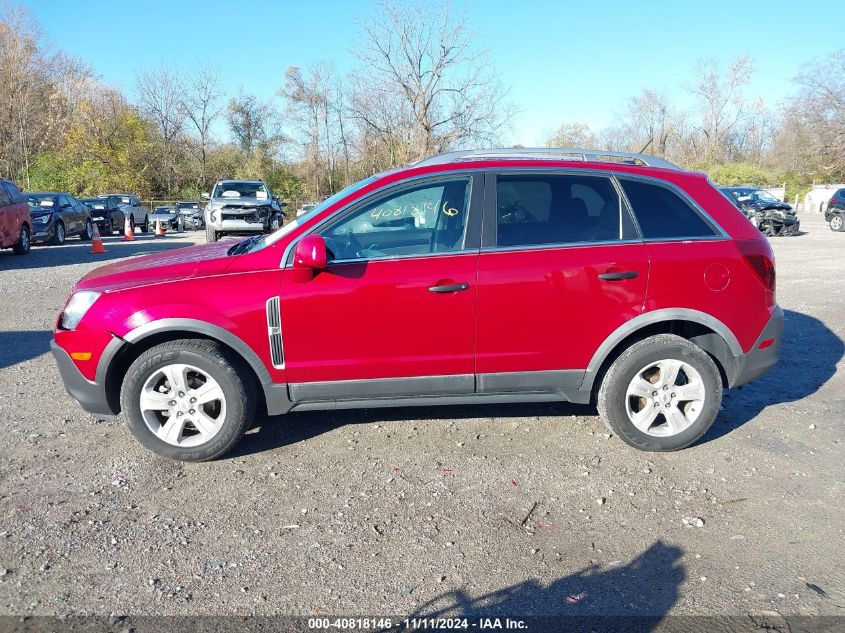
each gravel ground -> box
[0,216,842,620]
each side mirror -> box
[293,234,327,271]
[201,192,210,200]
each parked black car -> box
[720,187,800,237]
[80,197,124,235]
[823,188,845,232]
[25,193,93,245]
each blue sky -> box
[24,0,842,145]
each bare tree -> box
[353,0,511,162]
[546,122,598,148]
[181,62,223,189]
[226,92,280,158]
[136,65,185,193]
[789,49,845,174]
[687,56,755,162]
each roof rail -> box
[413,147,680,170]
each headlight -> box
[33,215,50,224]
[60,291,101,330]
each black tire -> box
[79,219,93,241]
[51,221,66,246]
[120,339,256,462]
[12,224,30,255]
[830,214,845,232]
[596,334,722,452]
[110,217,118,235]
[206,226,220,242]
[129,216,135,234]
[270,214,282,231]
[140,214,149,233]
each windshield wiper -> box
[227,234,263,256]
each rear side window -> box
[620,179,719,239]
[495,174,632,247]
[3,181,24,203]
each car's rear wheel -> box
[121,340,256,461]
[206,226,220,242]
[597,334,722,451]
[140,214,149,233]
[80,219,93,241]
[51,221,66,246]
[12,225,30,255]
[830,214,844,232]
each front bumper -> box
[31,221,55,243]
[210,218,268,233]
[51,339,117,416]
[730,305,784,387]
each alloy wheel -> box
[139,363,227,447]
[624,359,706,437]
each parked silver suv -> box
[202,180,284,242]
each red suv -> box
[51,149,782,461]
[0,178,32,255]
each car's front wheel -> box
[121,340,256,461]
[140,214,149,233]
[830,214,844,232]
[597,334,722,452]
[206,226,220,242]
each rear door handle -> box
[428,282,470,293]
[597,271,638,281]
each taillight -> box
[736,239,776,293]
[830,198,836,205]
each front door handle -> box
[428,282,470,293]
[597,271,638,281]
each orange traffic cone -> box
[154,219,166,237]
[123,215,135,241]
[90,224,106,254]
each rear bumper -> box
[51,339,117,416]
[730,305,784,387]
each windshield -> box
[730,189,780,203]
[244,176,379,254]
[212,182,270,200]
[80,199,106,209]
[753,190,780,202]
[26,194,54,209]
[102,195,130,204]
[178,202,198,209]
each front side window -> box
[621,179,719,239]
[495,174,625,247]
[320,178,471,262]
[0,185,10,206]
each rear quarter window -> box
[620,179,719,240]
